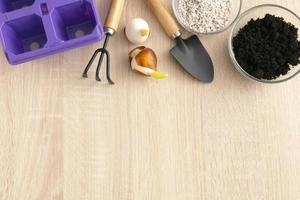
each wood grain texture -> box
[0,0,300,199]
[105,0,126,31]
[147,0,180,38]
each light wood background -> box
[0,0,300,199]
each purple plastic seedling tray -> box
[0,0,104,65]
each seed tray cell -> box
[0,0,104,64]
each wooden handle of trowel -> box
[147,0,180,38]
[105,0,126,32]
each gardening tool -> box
[83,0,126,84]
[147,0,214,83]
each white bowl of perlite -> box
[172,0,242,35]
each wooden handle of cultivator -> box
[105,0,126,32]
[147,0,180,38]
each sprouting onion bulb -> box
[129,46,168,79]
[125,18,150,44]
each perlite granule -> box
[177,0,233,33]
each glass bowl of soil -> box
[229,4,300,83]
[172,0,242,35]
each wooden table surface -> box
[0,0,300,199]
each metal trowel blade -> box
[170,35,214,83]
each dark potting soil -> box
[232,14,300,80]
